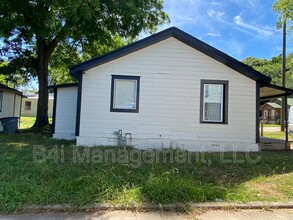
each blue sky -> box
[153,0,292,60]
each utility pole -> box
[281,21,286,132]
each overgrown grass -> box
[1,133,293,213]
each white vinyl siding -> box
[77,37,257,151]
[0,91,22,131]
[53,87,77,139]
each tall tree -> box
[273,0,293,28]
[0,0,169,128]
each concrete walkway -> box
[2,209,293,220]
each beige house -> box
[0,83,23,131]
[21,94,54,117]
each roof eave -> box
[69,27,271,85]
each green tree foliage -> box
[243,53,293,88]
[0,0,169,127]
[49,36,126,85]
[274,0,293,28]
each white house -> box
[49,27,293,151]
[21,94,54,117]
[0,83,23,131]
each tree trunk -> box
[34,41,50,128]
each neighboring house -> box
[260,102,281,124]
[0,83,23,131]
[21,94,54,117]
[260,97,293,124]
[49,27,293,151]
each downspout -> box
[256,82,260,143]
[285,95,289,150]
[75,72,83,137]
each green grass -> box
[263,124,280,128]
[19,117,53,131]
[262,131,287,140]
[1,133,293,213]
[19,117,36,129]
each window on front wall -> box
[200,80,228,124]
[0,91,2,112]
[25,101,32,111]
[110,75,140,113]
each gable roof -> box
[0,83,23,95]
[69,27,271,85]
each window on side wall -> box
[25,101,32,111]
[200,80,228,124]
[110,75,140,113]
[0,91,2,112]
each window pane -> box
[204,84,223,122]
[205,103,221,121]
[114,79,137,109]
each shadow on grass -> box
[1,133,293,213]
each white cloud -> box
[233,15,275,37]
[206,32,221,37]
[207,10,226,23]
[229,0,259,8]
[164,0,211,28]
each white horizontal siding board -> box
[78,37,257,150]
[0,91,15,119]
[0,91,22,131]
[54,87,77,138]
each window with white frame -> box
[110,75,140,113]
[200,80,228,123]
[0,91,2,112]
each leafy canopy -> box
[273,0,293,28]
[243,53,293,88]
[0,0,169,127]
[0,0,169,82]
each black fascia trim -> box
[200,80,229,124]
[172,30,271,85]
[69,27,271,85]
[110,75,140,113]
[261,83,293,94]
[260,93,292,100]
[69,28,174,78]
[75,73,83,136]
[52,88,57,135]
[0,83,23,96]
[48,83,78,89]
[256,82,260,143]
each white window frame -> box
[203,84,224,122]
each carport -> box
[259,84,293,150]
